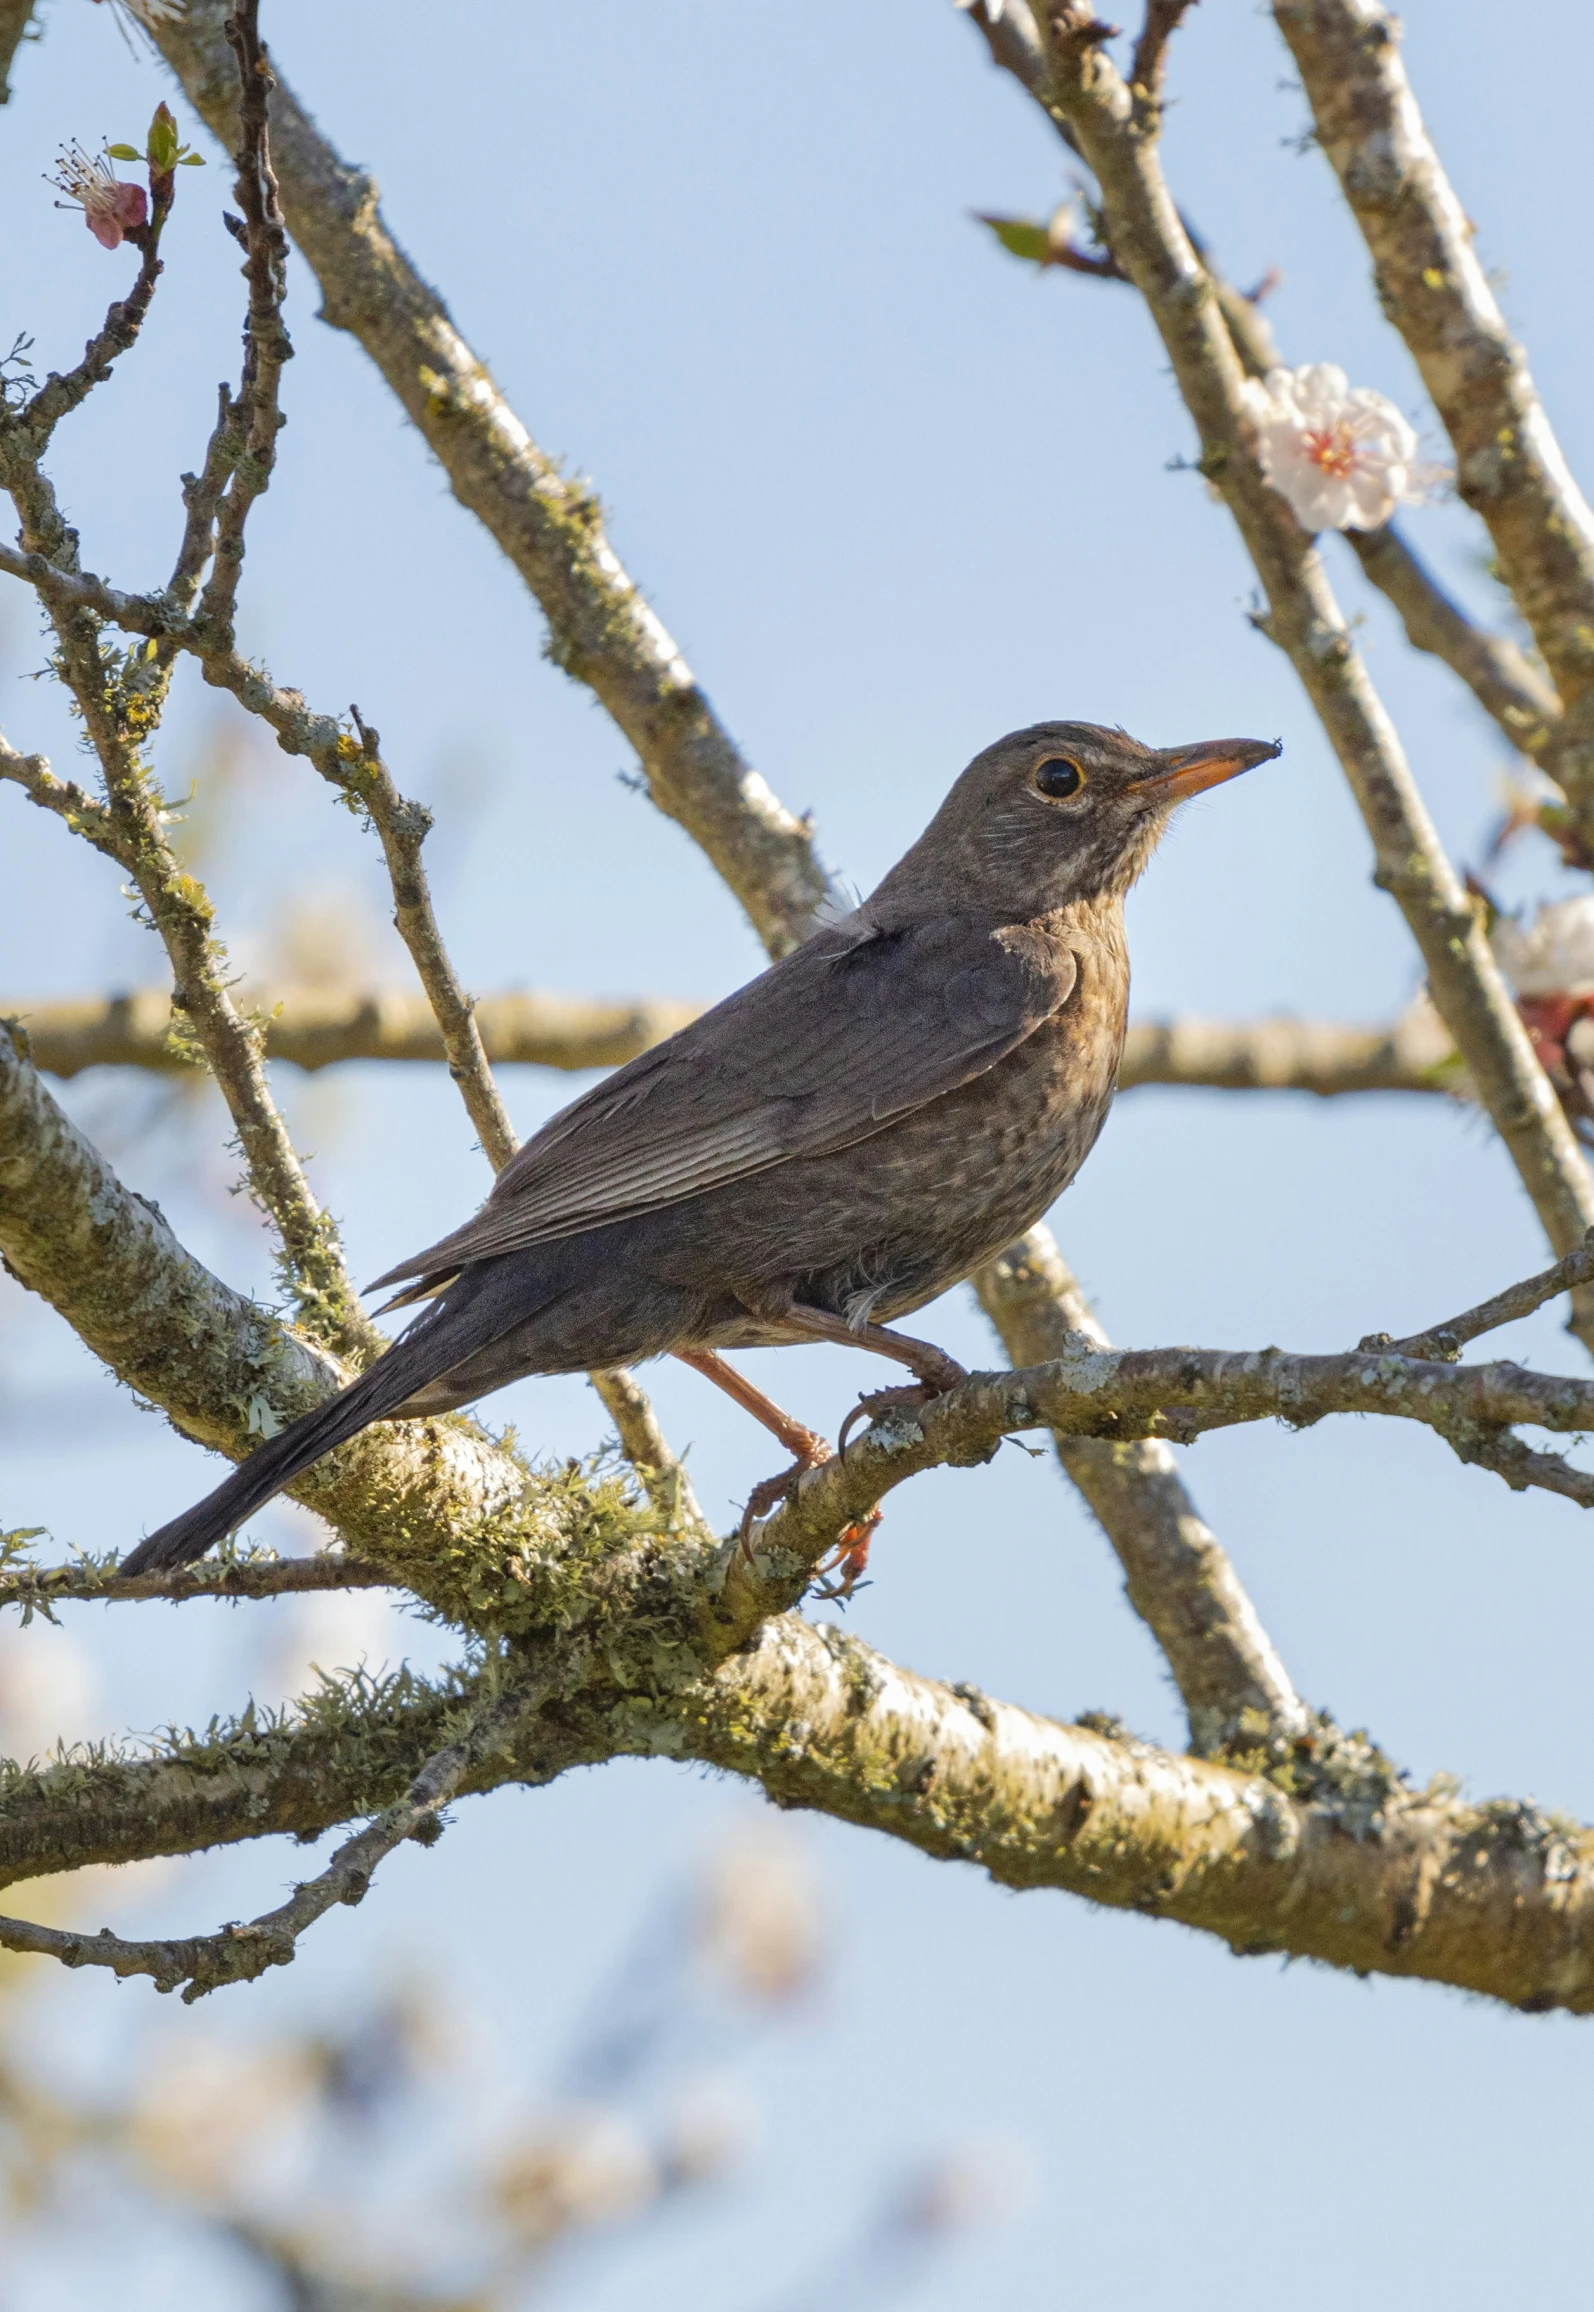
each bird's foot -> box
[738,1437,835,1559]
[811,1508,883,1602]
[837,1357,968,1458]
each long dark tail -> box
[122,1320,455,1578]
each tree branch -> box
[1023,4,1594,1345]
[1344,524,1562,767]
[1,985,700,1078]
[1130,0,1198,106]
[0,1669,540,2000]
[1369,1227,1594,1364]
[145,0,835,959]
[330,709,519,1171]
[0,1020,693,1629]
[973,1226,1309,1754]
[1272,0,1594,839]
[193,0,292,646]
[0,0,34,106]
[2,986,1463,1095]
[9,1033,1594,2012]
[0,719,379,1362]
[961,3,1571,786]
[678,1615,1594,2014]
[0,1551,393,1616]
[753,1333,1594,1566]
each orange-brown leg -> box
[674,1348,880,1590]
[733,1298,969,1456]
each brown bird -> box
[122,721,1279,1582]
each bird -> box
[121,720,1279,1582]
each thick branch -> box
[147,0,834,958]
[5,987,1463,1095]
[1,985,700,1078]
[676,1616,1594,2014]
[1272,0,1594,833]
[1029,5,1594,1341]
[973,1226,1308,1753]
[0,1596,1590,2015]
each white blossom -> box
[1240,362,1420,532]
[1491,895,1594,999]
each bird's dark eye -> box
[1033,757,1085,801]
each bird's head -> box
[868,720,1281,921]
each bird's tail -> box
[120,1324,449,1578]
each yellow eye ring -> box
[1033,757,1085,800]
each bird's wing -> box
[370,913,1076,1288]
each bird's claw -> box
[837,1375,961,1458]
[737,1439,835,1560]
[811,1509,882,1601]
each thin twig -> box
[0,725,379,1361]
[0,1553,393,1615]
[147,3,837,958]
[335,708,517,1170]
[1345,526,1562,767]
[16,189,169,452]
[589,1369,704,1527]
[1368,1228,1594,1362]
[0,1674,538,1999]
[195,0,292,644]
[1130,0,1198,103]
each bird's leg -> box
[746,1300,970,1456]
[674,1350,880,1588]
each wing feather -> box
[369,913,1076,1289]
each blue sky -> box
[2,3,1592,2304]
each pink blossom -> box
[49,143,148,251]
[1240,362,1421,532]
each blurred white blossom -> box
[697,1827,823,2002]
[265,1588,401,1703]
[0,1623,98,1759]
[899,2136,1039,2233]
[495,2109,657,2245]
[663,2074,760,2184]
[1241,362,1421,531]
[1491,896,1594,998]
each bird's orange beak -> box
[1131,735,1282,805]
